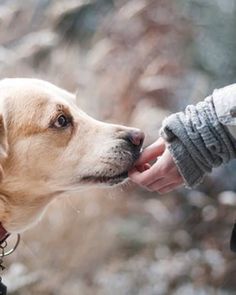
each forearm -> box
[160,93,236,188]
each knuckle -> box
[139,178,147,186]
[130,176,139,184]
[159,186,171,194]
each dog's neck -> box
[0,186,56,233]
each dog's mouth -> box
[81,149,142,186]
[81,171,129,185]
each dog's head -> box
[0,78,144,232]
[0,78,144,195]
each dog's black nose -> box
[126,129,145,148]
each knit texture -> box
[160,96,236,188]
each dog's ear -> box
[0,114,8,181]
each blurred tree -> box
[177,0,236,89]
[55,0,115,44]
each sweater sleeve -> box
[160,95,236,188]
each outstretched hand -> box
[128,137,184,193]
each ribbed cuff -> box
[160,96,236,188]
[166,139,204,188]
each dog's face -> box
[0,79,144,232]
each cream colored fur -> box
[0,78,142,233]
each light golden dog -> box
[0,78,144,234]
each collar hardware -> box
[0,222,20,272]
[0,223,20,294]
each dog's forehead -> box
[0,79,78,138]
[0,78,76,116]
[4,78,73,98]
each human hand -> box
[128,137,184,193]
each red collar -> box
[0,223,10,244]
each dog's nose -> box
[126,129,145,147]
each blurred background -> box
[1,0,236,294]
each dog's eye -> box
[54,115,71,128]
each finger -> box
[129,148,170,185]
[135,137,166,166]
[148,177,178,192]
[135,150,172,183]
[136,163,151,173]
[148,176,183,192]
[129,147,179,186]
[144,163,151,170]
[149,167,183,189]
[129,161,164,186]
[158,183,183,194]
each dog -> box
[0,78,144,235]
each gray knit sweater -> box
[160,95,236,188]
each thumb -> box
[135,137,166,166]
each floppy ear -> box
[0,114,8,181]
